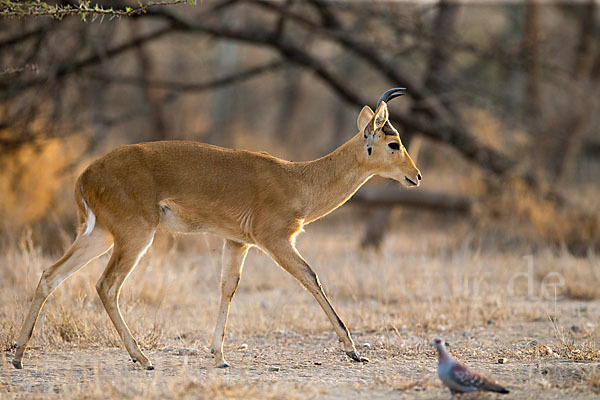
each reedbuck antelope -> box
[13,88,421,370]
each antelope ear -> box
[357,106,374,132]
[373,101,389,130]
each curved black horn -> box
[377,87,406,107]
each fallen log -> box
[351,186,473,213]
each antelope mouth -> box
[404,176,418,186]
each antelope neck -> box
[297,133,373,222]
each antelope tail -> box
[79,184,96,236]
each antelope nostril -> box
[417,173,422,181]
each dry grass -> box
[586,368,600,394]
[1,211,600,399]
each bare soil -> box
[2,299,600,399]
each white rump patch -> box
[81,193,96,236]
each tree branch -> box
[237,1,525,180]
[0,25,174,96]
[0,0,190,19]
[146,10,519,178]
[86,59,286,92]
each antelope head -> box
[358,88,422,188]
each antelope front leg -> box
[210,240,249,368]
[265,240,367,363]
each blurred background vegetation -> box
[0,0,599,255]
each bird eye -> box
[388,142,400,151]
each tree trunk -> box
[552,0,596,185]
[524,0,541,122]
[129,19,168,141]
[207,41,239,147]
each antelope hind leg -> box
[13,227,113,369]
[96,231,155,370]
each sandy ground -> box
[2,299,600,399]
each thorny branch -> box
[0,0,191,19]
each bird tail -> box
[483,381,509,394]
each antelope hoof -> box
[216,362,230,368]
[345,350,369,363]
[132,357,153,370]
[12,359,23,369]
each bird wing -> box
[449,363,509,394]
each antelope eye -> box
[388,142,400,151]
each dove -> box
[433,338,509,398]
